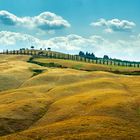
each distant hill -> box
[1,49,140,68]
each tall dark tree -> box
[91,53,95,59]
[6,49,9,54]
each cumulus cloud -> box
[0,10,70,32]
[0,31,41,46]
[0,31,140,61]
[91,18,136,33]
[0,32,82,51]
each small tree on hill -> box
[79,51,84,56]
[31,46,34,50]
[103,55,109,59]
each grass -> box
[0,55,140,140]
[30,57,140,75]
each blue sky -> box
[0,0,140,61]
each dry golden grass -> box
[0,55,47,91]
[0,55,140,140]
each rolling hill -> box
[0,55,140,140]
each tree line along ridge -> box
[0,47,140,68]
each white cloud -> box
[91,18,136,33]
[0,31,81,51]
[0,10,70,32]
[0,31,140,61]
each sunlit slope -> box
[0,55,140,139]
[0,55,46,91]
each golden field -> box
[0,55,140,140]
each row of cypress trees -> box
[1,49,140,68]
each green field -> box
[0,55,140,140]
[31,57,140,75]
